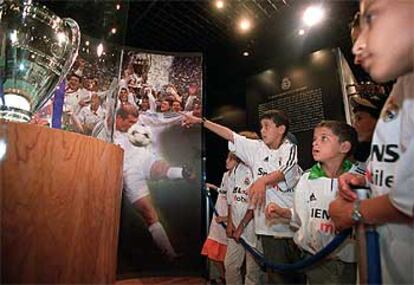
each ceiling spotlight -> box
[303,6,325,27]
[116,4,121,10]
[239,18,252,32]
[243,51,249,57]
[298,29,305,36]
[111,27,117,34]
[97,43,104,57]
[215,0,224,9]
[85,40,90,46]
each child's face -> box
[225,154,238,170]
[352,111,377,142]
[260,118,284,148]
[312,127,345,163]
[354,0,414,82]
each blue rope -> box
[204,188,352,272]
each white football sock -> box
[148,222,177,258]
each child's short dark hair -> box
[259,110,290,136]
[316,120,358,156]
[228,151,241,163]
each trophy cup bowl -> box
[0,0,80,122]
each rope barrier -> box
[204,188,352,272]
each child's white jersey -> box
[367,74,414,285]
[292,162,356,263]
[226,163,257,248]
[207,171,231,245]
[229,133,301,237]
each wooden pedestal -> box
[0,121,124,284]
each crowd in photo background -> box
[118,50,202,116]
[31,40,203,144]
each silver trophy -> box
[0,0,80,122]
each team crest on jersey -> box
[244,177,251,185]
[381,98,399,122]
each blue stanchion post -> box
[51,81,65,129]
[366,227,382,284]
[354,187,382,285]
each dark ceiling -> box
[125,0,293,52]
[41,0,359,76]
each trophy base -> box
[0,106,32,123]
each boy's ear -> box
[339,141,352,155]
[278,125,286,135]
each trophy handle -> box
[60,17,81,83]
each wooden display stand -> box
[0,121,124,284]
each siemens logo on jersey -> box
[370,144,399,188]
[371,144,399,162]
[311,208,330,220]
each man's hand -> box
[338,173,366,201]
[329,197,354,231]
[248,178,267,211]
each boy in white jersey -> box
[225,131,262,285]
[266,120,358,284]
[202,153,236,284]
[183,110,304,284]
[329,1,414,284]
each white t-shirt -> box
[207,171,231,245]
[367,73,414,284]
[291,163,356,263]
[226,163,258,248]
[229,133,301,237]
